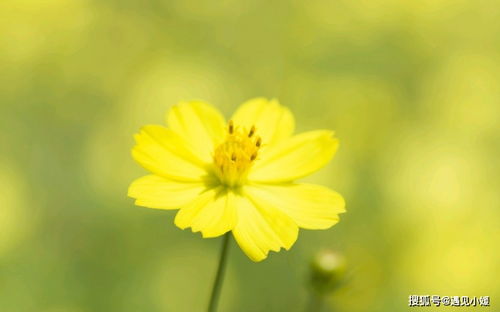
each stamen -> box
[248,125,256,137]
[213,122,263,187]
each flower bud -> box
[310,249,347,294]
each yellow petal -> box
[249,130,338,183]
[132,125,207,182]
[174,188,237,238]
[167,101,226,162]
[231,98,294,146]
[128,175,205,210]
[232,194,298,262]
[245,183,345,229]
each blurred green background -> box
[1,0,499,311]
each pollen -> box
[213,120,262,187]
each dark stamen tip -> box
[248,125,256,137]
[256,137,262,147]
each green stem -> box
[207,232,231,312]
[306,292,324,312]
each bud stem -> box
[306,293,325,312]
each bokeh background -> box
[1,0,499,311]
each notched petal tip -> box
[318,129,339,145]
[174,213,190,230]
[245,184,345,230]
[248,253,268,262]
[336,193,347,214]
[200,228,231,239]
[231,194,298,262]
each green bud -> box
[310,249,347,294]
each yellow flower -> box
[128,98,345,261]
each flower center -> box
[213,120,262,187]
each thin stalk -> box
[207,232,231,312]
[306,292,325,312]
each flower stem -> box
[207,232,231,312]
